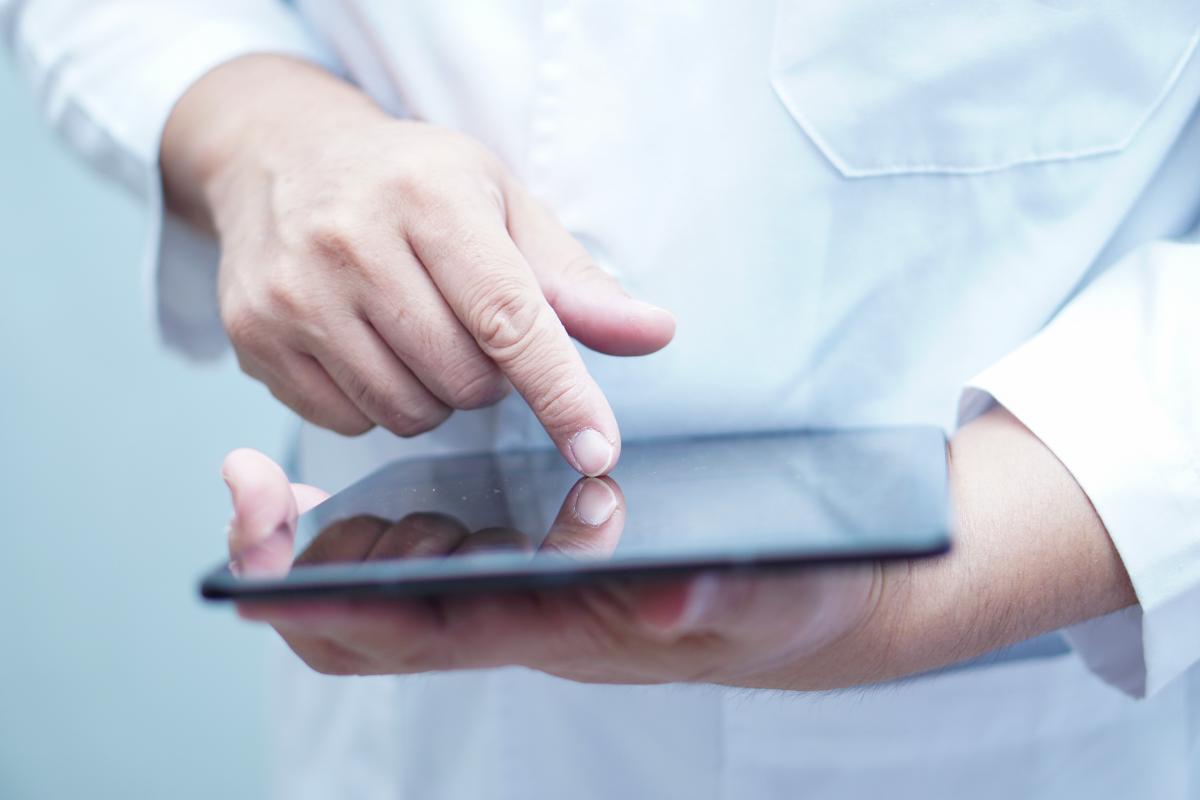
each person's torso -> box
[294,0,1200,489]
[279,3,1200,798]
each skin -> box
[221,406,1136,689]
[168,55,1137,687]
[162,54,675,476]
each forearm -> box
[760,406,1137,690]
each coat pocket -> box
[770,0,1200,176]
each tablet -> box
[200,426,951,602]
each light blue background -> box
[0,61,288,798]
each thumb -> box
[222,448,298,577]
[549,262,677,356]
[505,184,676,356]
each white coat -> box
[6,1,1200,797]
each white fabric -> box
[7,0,1200,797]
[965,237,1200,699]
[1,0,335,356]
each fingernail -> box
[221,472,237,504]
[675,573,721,631]
[633,299,675,320]
[569,428,615,477]
[573,478,617,526]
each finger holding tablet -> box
[214,428,948,685]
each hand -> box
[220,407,1138,689]
[221,448,880,685]
[164,55,675,475]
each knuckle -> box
[303,215,365,270]
[297,307,357,354]
[284,390,318,422]
[311,400,374,436]
[263,279,305,318]
[558,252,604,284]
[466,280,546,358]
[397,182,505,249]
[443,362,507,410]
[389,165,433,203]
[544,252,611,306]
[221,299,266,349]
[389,166,454,224]
[326,374,389,432]
[323,359,449,437]
[220,271,322,348]
[233,350,268,383]
[270,382,372,437]
[384,403,452,438]
[327,412,375,438]
[337,368,379,411]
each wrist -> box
[160,53,382,231]
[763,406,1137,692]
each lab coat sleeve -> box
[1,0,335,358]
[959,235,1200,698]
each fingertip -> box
[222,448,298,563]
[631,573,721,636]
[630,303,677,355]
[632,299,677,333]
[221,447,289,489]
[568,428,617,477]
[221,448,279,490]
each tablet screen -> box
[201,427,950,601]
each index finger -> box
[539,476,626,559]
[410,207,620,476]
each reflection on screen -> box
[284,428,949,577]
